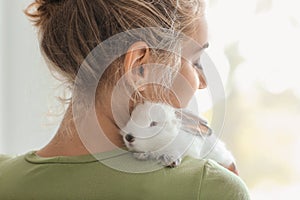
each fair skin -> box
[36,18,208,157]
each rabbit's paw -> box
[133,152,151,160]
[157,154,182,168]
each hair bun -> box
[38,0,64,11]
[39,0,63,8]
[25,0,64,27]
[44,0,63,3]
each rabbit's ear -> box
[175,110,212,137]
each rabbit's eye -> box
[150,121,158,127]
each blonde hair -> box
[25,0,206,113]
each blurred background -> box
[0,0,299,199]
[0,0,65,155]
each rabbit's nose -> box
[125,134,135,143]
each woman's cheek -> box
[170,65,199,108]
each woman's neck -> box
[36,102,125,157]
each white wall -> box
[0,0,5,153]
[0,0,62,155]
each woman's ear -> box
[123,41,150,91]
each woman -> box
[0,0,250,199]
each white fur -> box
[120,101,236,167]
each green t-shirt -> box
[0,147,250,200]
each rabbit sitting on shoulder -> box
[120,101,238,175]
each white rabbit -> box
[120,101,238,174]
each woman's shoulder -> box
[0,153,15,164]
[0,154,9,160]
[192,158,251,200]
[0,153,27,171]
[165,156,250,199]
[0,152,250,199]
